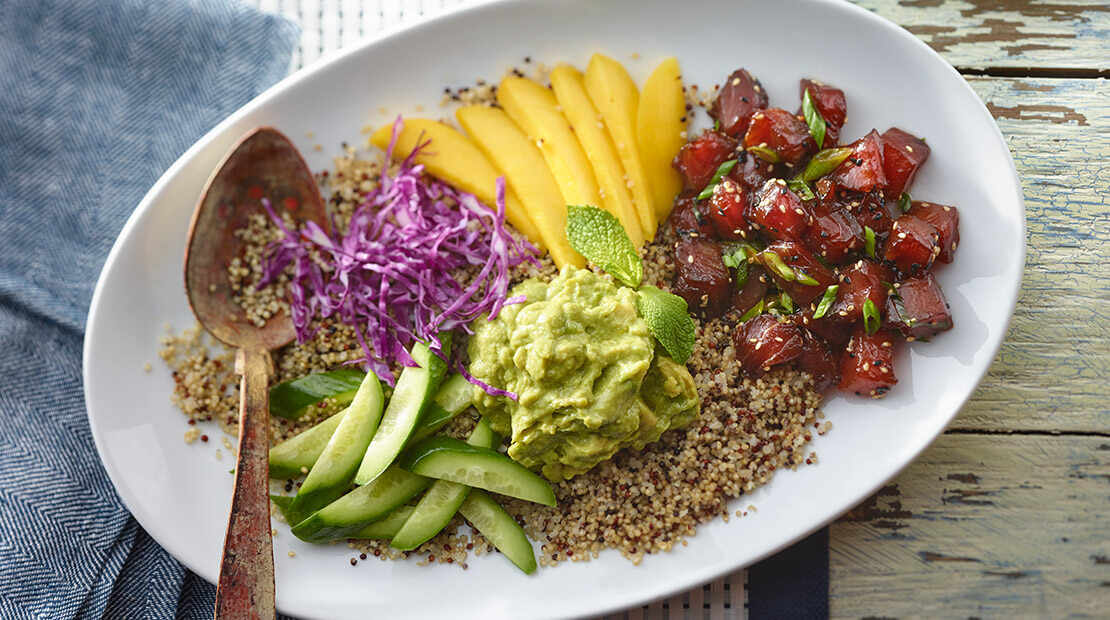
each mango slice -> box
[637,57,687,220]
[496,76,602,210]
[549,64,646,249]
[457,106,584,268]
[369,118,543,248]
[583,53,657,240]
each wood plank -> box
[851,0,1110,71]
[830,434,1110,618]
[950,77,1110,434]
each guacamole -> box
[468,266,699,481]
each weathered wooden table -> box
[832,1,1109,617]
[247,0,1109,616]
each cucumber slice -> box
[410,373,473,442]
[390,419,499,551]
[354,338,449,485]
[268,408,348,479]
[290,465,431,543]
[269,369,366,420]
[348,505,416,540]
[399,437,557,507]
[284,371,385,525]
[268,372,474,480]
[459,489,537,574]
[270,494,294,520]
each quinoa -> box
[439,57,552,108]
[161,145,826,570]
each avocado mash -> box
[468,266,699,481]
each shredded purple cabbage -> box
[259,117,537,389]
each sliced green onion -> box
[863,298,881,335]
[794,269,819,286]
[799,147,854,181]
[722,248,750,288]
[780,291,794,314]
[738,241,762,258]
[813,285,839,319]
[898,191,913,213]
[802,88,827,149]
[786,179,816,201]
[713,119,721,132]
[746,145,782,164]
[864,226,877,259]
[738,299,764,322]
[696,158,739,200]
[758,250,795,282]
[734,256,749,288]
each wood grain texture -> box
[953,76,1109,433]
[852,0,1110,72]
[830,434,1110,617]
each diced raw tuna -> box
[732,314,805,374]
[906,201,959,263]
[673,130,737,192]
[712,68,769,139]
[833,189,894,239]
[828,130,886,193]
[802,203,863,265]
[674,237,732,318]
[829,259,894,324]
[886,273,953,339]
[727,150,779,193]
[880,127,930,200]
[707,178,754,241]
[838,326,899,398]
[795,308,853,349]
[743,108,817,166]
[795,329,839,392]
[669,190,715,239]
[884,214,940,276]
[747,179,812,241]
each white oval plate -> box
[84,0,1024,618]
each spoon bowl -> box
[184,127,326,619]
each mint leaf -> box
[636,285,696,364]
[566,205,643,288]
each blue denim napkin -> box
[0,0,297,617]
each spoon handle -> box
[215,347,276,620]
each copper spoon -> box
[184,127,326,620]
